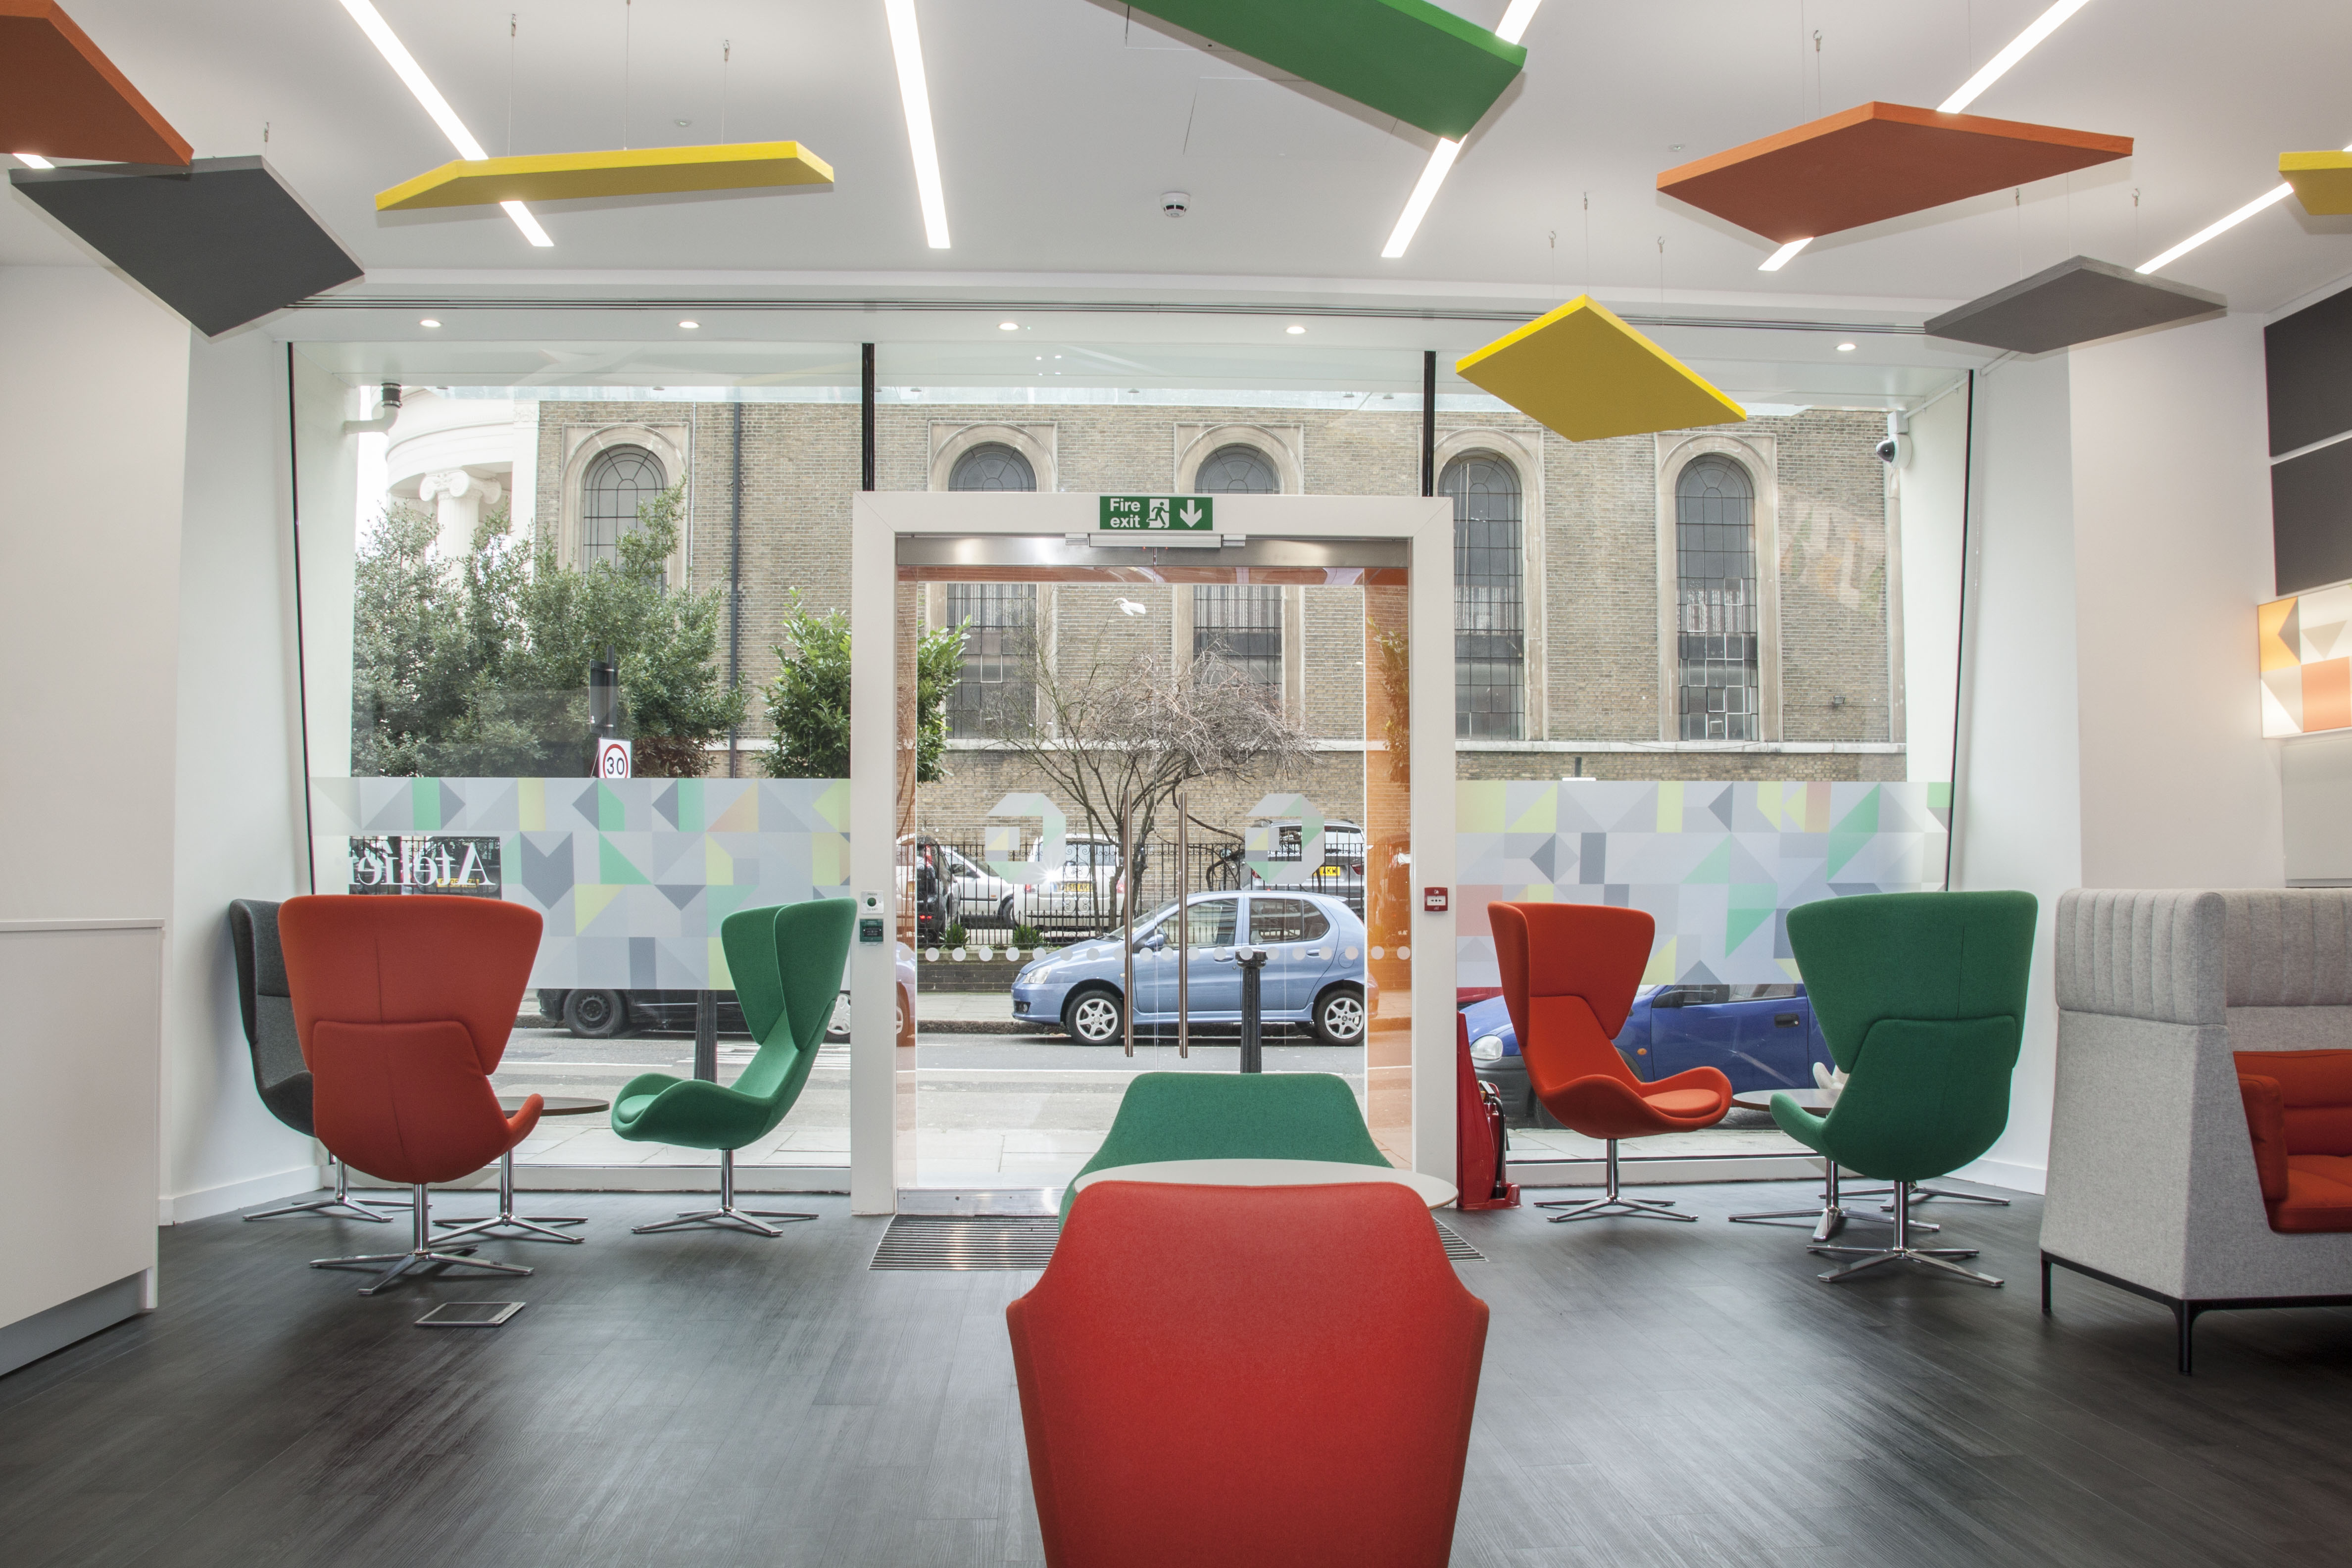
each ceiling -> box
[7,0,2350,399]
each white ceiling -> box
[8,0,2351,395]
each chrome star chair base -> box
[1731,1161,1936,1242]
[1534,1139,1695,1224]
[246,1156,411,1223]
[312,1182,535,1295]
[434,1143,584,1245]
[1807,1178,2002,1287]
[633,1150,816,1237]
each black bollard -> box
[694,988,719,1082]
[1236,947,1270,1073]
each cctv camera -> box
[1160,190,1190,217]
[1875,436,1908,465]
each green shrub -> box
[1011,924,1042,949]
[940,923,967,949]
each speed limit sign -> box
[596,737,633,779]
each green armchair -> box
[1060,1071,1390,1220]
[613,897,854,1236]
[1772,889,2037,1286]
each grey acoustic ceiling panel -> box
[8,156,361,337]
[1924,255,2225,355]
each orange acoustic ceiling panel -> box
[0,0,190,165]
[1657,102,2130,244]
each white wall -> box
[2068,314,2283,889]
[1950,353,2084,1192]
[0,265,190,1351]
[1897,385,1971,785]
[164,330,315,1221]
[1951,316,2287,1193]
[0,268,190,921]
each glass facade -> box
[293,321,1968,1185]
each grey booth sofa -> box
[2044,888,2352,1371]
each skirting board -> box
[1954,1155,2046,1195]
[0,1271,147,1379]
[159,1163,327,1225]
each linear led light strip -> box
[13,152,54,168]
[1758,0,2092,271]
[1380,0,1542,259]
[2138,136,2352,275]
[336,0,552,247]
[885,0,949,248]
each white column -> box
[419,470,504,559]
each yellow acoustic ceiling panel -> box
[378,141,833,211]
[1454,296,1746,442]
[2282,151,2352,217]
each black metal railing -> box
[904,832,1367,939]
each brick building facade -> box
[527,395,1902,837]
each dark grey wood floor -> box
[5,1180,2352,1568]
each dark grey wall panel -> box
[2273,437,2352,594]
[7,156,360,338]
[2265,280,2352,457]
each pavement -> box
[490,1026,1815,1185]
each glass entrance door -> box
[890,538,1408,1194]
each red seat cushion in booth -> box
[2235,1051,2352,1233]
[1006,1181,1488,1568]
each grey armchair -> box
[2044,888,2352,1372]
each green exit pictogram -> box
[1099,495,1213,532]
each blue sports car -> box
[1463,982,1831,1125]
[1011,890,1372,1046]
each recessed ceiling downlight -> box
[999,321,1018,331]
[1286,324,1306,335]
[1837,342,1857,352]
[419,317,441,328]
[679,320,699,329]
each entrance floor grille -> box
[869,1215,1482,1271]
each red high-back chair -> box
[278,894,545,1294]
[1007,1182,1488,1568]
[1490,901,1732,1222]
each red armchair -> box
[1007,1182,1488,1568]
[1490,901,1732,1222]
[2237,1050,2352,1233]
[278,894,546,1294]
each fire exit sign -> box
[1100,495,1213,532]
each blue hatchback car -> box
[1011,890,1372,1046]
[1463,981,1831,1124]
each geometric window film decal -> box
[2259,585,2352,738]
[307,778,850,989]
[1456,780,1951,993]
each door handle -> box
[1774,1013,1800,1027]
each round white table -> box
[1072,1158,1457,1210]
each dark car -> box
[1462,982,1832,1126]
[537,987,745,1038]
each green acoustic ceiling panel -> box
[1125,0,1525,141]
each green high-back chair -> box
[613,897,854,1236]
[1060,1072,1390,1220]
[1773,889,2037,1286]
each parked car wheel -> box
[563,988,628,1039]
[1064,985,1125,1045]
[998,894,1016,926]
[825,991,852,1043]
[1313,983,1368,1045]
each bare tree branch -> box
[980,642,1316,923]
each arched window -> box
[943,443,1036,730]
[1192,444,1282,690]
[1674,455,1759,740]
[1194,442,1279,494]
[948,442,1035,491]
[1440,451,1525,739]
[582,445,666,567]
